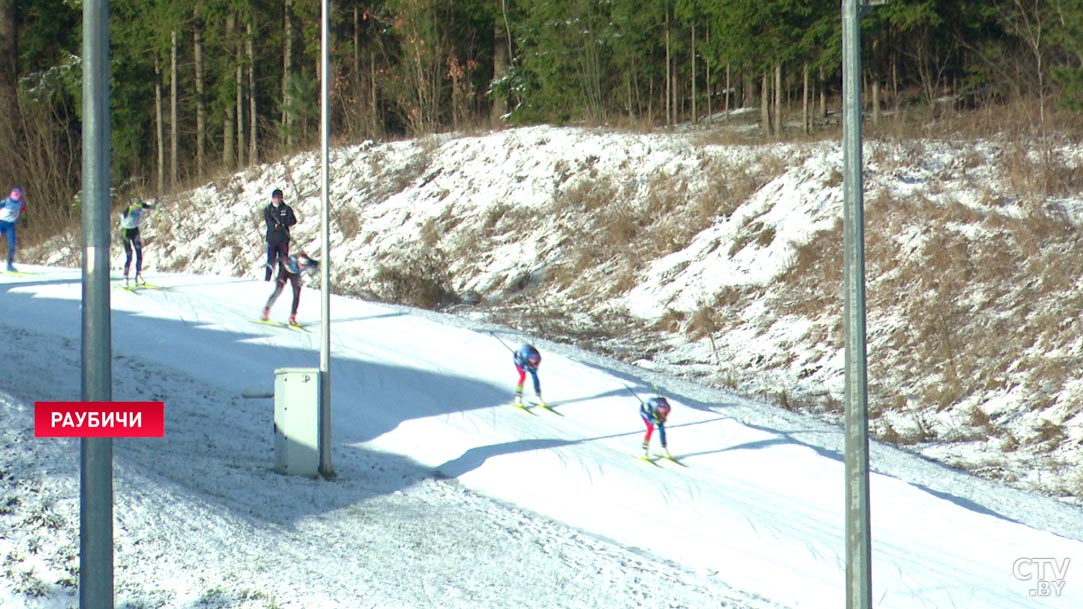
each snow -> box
[5,122,1083,608]
[2,265,1081,609]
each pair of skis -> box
[251,319,309,333]
[118,279,166,292]
[510,400,562,416]
[638,453,687,467]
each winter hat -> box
[272,188,283,199]
[11,186,23,196]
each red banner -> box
[34,402,165,438]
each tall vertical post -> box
[842,2,872,609]
[81,0,114,608]
[318,0,334,479]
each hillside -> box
[27,124,1083,505]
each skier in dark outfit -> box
[264,188,297,281]
[262,253,318,326]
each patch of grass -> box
[334,206,362,237]
[553,176,618,216]
[1033,419,1067,451]
[372,249,459,309]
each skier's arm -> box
[264,205,276,231]
[286,207,298,228]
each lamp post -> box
[841,2,885,608]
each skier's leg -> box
[515,365,527,402]
[133,232,144,279]
[529,370,542,400]
[1,222,15,269]
[289,275,301,322]
[641,415,654,452]
[8,224,16,265]
[122,233,133,278]
[265,240,278,281]
[264,279,285,318]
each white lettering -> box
[1013,558,1033,580]
[129,412,141,428]
[51,412,62,426]
[1049,558,1071,581]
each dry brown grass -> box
[334,206,362,237]
[372,249,458,309]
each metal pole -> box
[81,0,114,608]
[842,2,872,609]
[318,0,334,479]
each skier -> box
[640,396,672,458]
[262,252,318,326]
[0,186,26,272]
[513,344,543,406]
[119,198,156,286]
[264,188,297,281]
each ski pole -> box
[622,382,645,405]
[488,331,516,354]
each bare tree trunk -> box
[282,0,293,149]
[236,40,244,167]
[870,39,881,125]
[892,52,900,114]
[370,48,379,137]
[803,63,810,134]
[155,56,165,193]
[664,9,671,127]
[490,20,508,127]
[194,22,206,179]
[0,0,19,150]
[690,24,696,123]
[872,77,881,125]
[774,63,782,137]
[223,14,236,169]
[353,6,360,78]
[705,23,711,121]
[761,69,770,137]
[819,66,827,119]
[247,21,258,164]
[725,63,731,116]
[170,30,179,188]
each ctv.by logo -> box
[1013,557,1070,597]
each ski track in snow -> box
[1,267,1081,609]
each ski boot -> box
[261,307,270,321]
[288,315,298,326]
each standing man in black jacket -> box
[264,188,298,281]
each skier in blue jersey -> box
[513,344,543,406]
[119,199,156,286]
[0,186,27,272]
[262,253,319,326]
[640,396,672,457]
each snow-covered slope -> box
[2,267,1081,608]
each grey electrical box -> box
[274,368,321,476]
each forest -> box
[0,0,1081,238]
